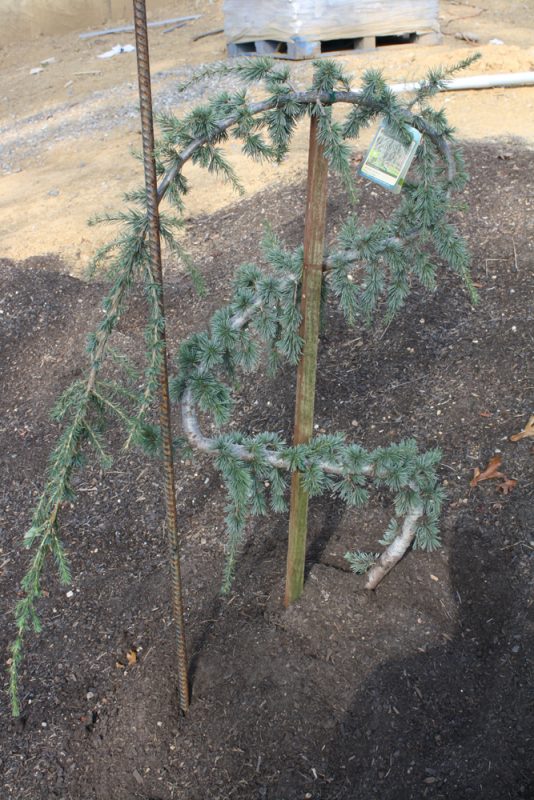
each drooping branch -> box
[365,506,422,589]
[182,383,424,591]
[157,89,455,203]
[12,56,470,714]
[178,280,428,591]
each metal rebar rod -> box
[132,0,189,714]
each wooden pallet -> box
[227,31,442,60]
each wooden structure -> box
[224,0,441,59]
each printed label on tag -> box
[359,123,421,194]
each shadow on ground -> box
[315,513,534,800]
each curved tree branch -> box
[157,89,454,203]
[179,289,425,590]
[364,506,422,589]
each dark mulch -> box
[1,140,533,800]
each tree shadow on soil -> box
[304,498,346,580]
[318,514,534,800]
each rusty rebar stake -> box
[132,0,189,713]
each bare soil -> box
[2,0,534,794]
[1,0,534,267]
[1,139,533,799]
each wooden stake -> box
[285,115,329,606]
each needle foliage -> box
[10,54,478,715]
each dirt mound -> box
[1,141,533,799]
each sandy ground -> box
[0,0,533,272]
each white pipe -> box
[390,72,534,94]
[79,16,201,40]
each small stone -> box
[48,189,60,197]
[66,591,74,598]
[512,644,520,654]
[454,31,479,43]
[133,769,143,785]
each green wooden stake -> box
[285,114,329,606]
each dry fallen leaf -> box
[497,478,517,495]
[470,454,505,487]
[510,415,534,442]
[126,648,138,666]
[115,661,125,670]
[479,410,492,418]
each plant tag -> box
[359,123,421,194]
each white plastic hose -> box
[390,71,534,94]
